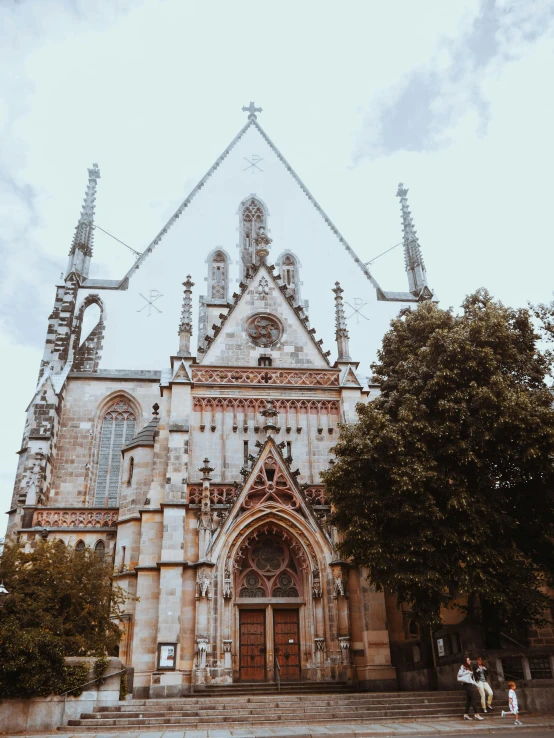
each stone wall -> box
[0,657,122,734]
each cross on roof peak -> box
[242,101,262,120]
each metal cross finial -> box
[242,101,262,120]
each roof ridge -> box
[118,119,255,286]
[251,120,382,292]
[114,116,384,293]
[197,262,332,365]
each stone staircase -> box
[60,686,467,732]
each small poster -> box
[158,643,176,670]
[436,638,445,657]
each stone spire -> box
[396,183,430,299]
[332,282,351,361]
[178,275,194,356]
[66,163,100,281]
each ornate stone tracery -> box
[33,508,118,528]
[191,367,339,387]
[242,454,298,511]
[245,313,283,347]
[240,197,268,278]
[209,250,228,301]
[227,516,319,574]
[94,398,136,508]
[237,532,302,598]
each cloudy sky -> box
[1,0,553,535]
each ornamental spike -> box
[178,275,194,356]
[332,282,351,361]
[66,163,100,280]
[396,183,431,299]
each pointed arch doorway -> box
[235,528,305,682]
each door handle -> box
[259,647,266,654]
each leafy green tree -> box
[0,539,128,697]
[324,290,554,628]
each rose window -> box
[246,314,283,347]
[237,534,302,599]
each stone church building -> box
[7,104,445,697]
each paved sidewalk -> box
[3,715,554,738]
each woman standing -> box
[457,657,484,720]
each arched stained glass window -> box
[75,540,85,553]
[209,250,228,301]
[94,399,136,507]
[277,252,300,301]
[95,540,105,560]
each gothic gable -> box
[199,264,330,368]
[207,436,330,557]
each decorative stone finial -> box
[152,403,160,417]
[178,275,194,356]
[242,101,262,120]
[332,282,351,361]
[66,163,101,280]
[199,458,214,481]
[260,399,280,434]
[396,183,431,300]
[254,226,272,264]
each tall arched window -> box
[209,250,228,301]
[277,252,300,301]
[95,540,105,560]
[94,398,136,507]
[240,197,267,278]
[75,539,85,553]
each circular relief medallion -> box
[245,314,283,347]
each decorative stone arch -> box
[88,391,142,508]
[71,294,107,373]
[276,251,302,302]
[207,508,335,683]
[210,506,333,584]
[205,247,231,303]
[238,195,270,279]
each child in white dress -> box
[501,681,522,725]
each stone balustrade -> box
[32,508,118,529]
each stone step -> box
[61,689,470,733]
[84,703,464,720]
[69,705,461,729]
[87,698,464,717]
[118,689,461,706]
[99,691,464,710]
[98,695,464,716]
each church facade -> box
[7,105,436,697]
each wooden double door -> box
[239,609,300,682]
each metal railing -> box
[275,655,281,693]
[60,668,126,697]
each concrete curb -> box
[4,716,554,736]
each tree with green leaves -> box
[0,539,128,697]
[324,289,554,629]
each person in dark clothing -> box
[457,657,484,720]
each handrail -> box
[499,632,526,649]
[275,655,281,693]
[60,668,126,696]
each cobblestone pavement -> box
[3,714,554,738]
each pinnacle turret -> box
[66,163,100,281]
[396,183,431,300]
[332,282,351,361]
[178,275,194,356]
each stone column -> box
[194,458,214,687]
